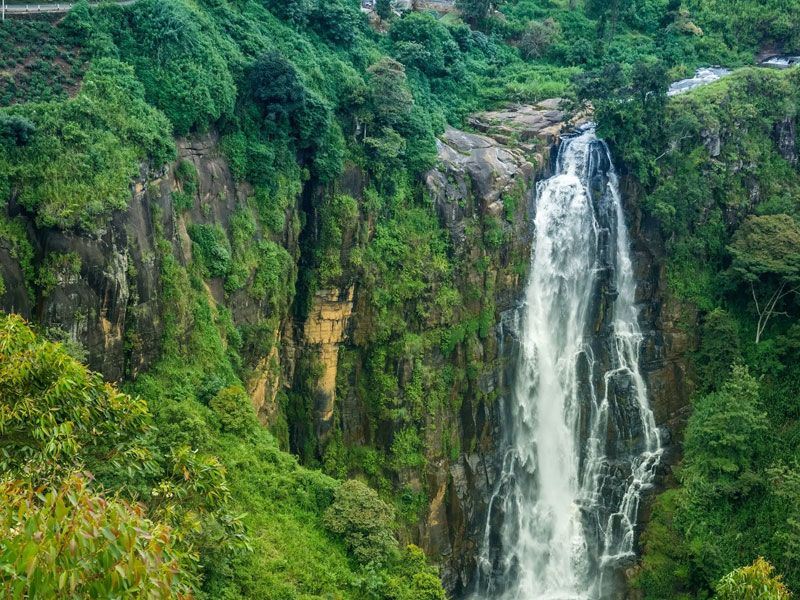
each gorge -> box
[1,1,799,599]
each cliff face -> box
[0,101,697,597]
[0,134,299,386]
[627,199,697,463]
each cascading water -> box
[473,125,663,600]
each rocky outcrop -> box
[0,171,172,381]
[426,126,535,249]
[303,287,356,439]
[468,99,567,146]
[248,331,283,423]
[625,195,697,437]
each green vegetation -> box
[0,313,446,598]
[36,251,81,296]
[1,0,799,598]
[624,63,800,600]
[1,474,191,599]
[717,557,791,600]
[0,59,174,230]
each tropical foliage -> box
[1,0,799,598]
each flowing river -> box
[473,125,663,600]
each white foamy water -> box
[667,67,731,96]
[473,125,663,600]
[761,55,800,69]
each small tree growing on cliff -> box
[728,214,800,344]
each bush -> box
[389,13,462,78]
[188,224,232,278]
[122,0,236,134]
[716,557,791,600]
[323,479,397,565]
[0,59,174,230]
[0,313,152,480]
[209,386,259,436]
[36,251,81,297]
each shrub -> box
[390,427,426,470]
[0,59,174,230]
[0,313,152,480]
[36,251,82,297]
[175,159,198,196]
[188,224,232,278]
[323,479,397,565]
[716,557,791,600]
[209,386,258,436]
[123,0,236,133]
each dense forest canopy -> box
[1,0,799,598]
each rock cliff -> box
[0,100,697,597]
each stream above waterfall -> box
[472,125,663,600]
[668,55,799,97]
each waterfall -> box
[474,125,663,600]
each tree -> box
[209,385,258,435]
[308,0,361,46]
[0,312,152,481]
[728,214,800,343]
[389,13,463,78]
[455,0,502,27]
[0,115,35,147]
[0,474,193,599]
[575,59,669,185]
[323,479,397,565]
[376,0,392,22]
[716,557,791,600]
[249,51,307,122]
[265,0,312,25]
[362,57,415,177]
[61,0,94,43]
[695,308,741,393]
[584,0,634,37]
[682,365,768,497]
[519,19,561,59]
[383,545,447,600]
[367,58,413,128]
[0,313,245,593]
[768,463,800,583]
